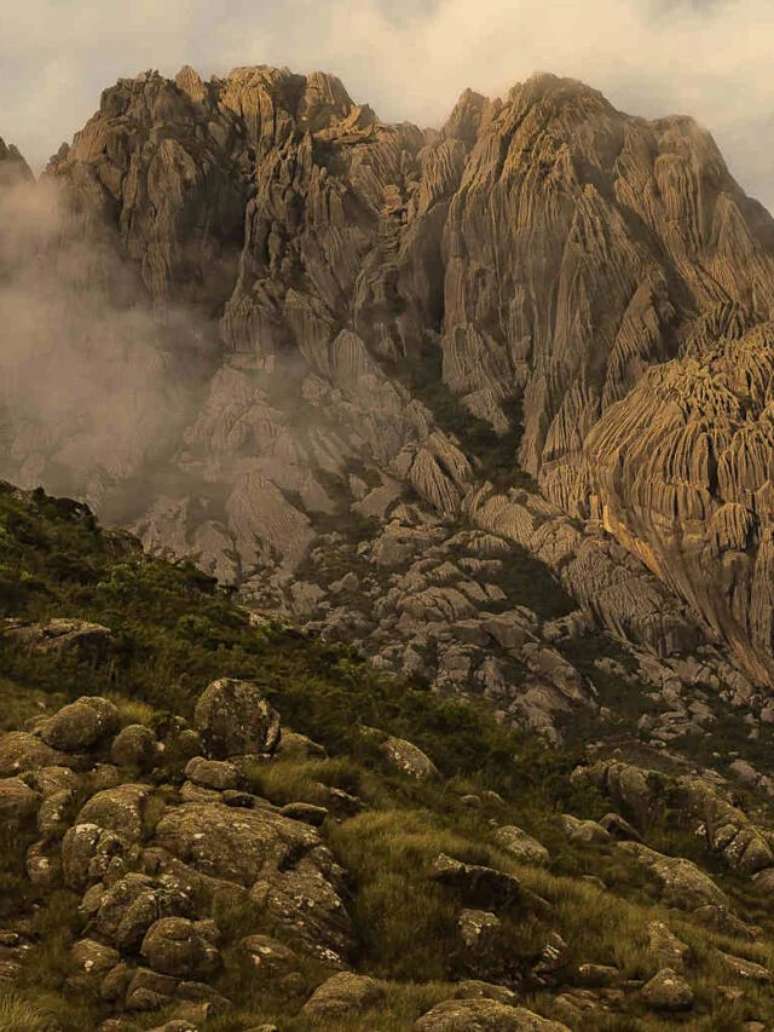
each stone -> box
[76,783,153,843]
[141,917,221,979]
[0,731,81,776]
[640,968,694,1011]
[493,826,549,865]
[647,922,691,972]
[278,802,328,826]
[414,999,570,1030]
[0,777,40,820]
[111,725,158,770]
[39,696,119,752]
[88,873,194,951]
[37,788,75,837]
[71,938,120,976]
[240,935,300,978]
[452,980,518,1005]
[430,853,523,910]
[194,679,280,758]
[302,972,385,1018]
[598,813,642,842]
[718,952,772,983]
[3,619,113,660]
[559,814,612,845]
[274,730,327,760]
[62,823,138,890]
[618,843,728,910]
[184,756,240,791]
[380,735,439,780]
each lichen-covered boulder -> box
[3,619,113,659]
[380,735,439,780]
[194,679,280,759]
[647,922,691,972]
[641,968,694,1011]
[414,999,570,1030]
[141,917,221,979]
[619,843,728,910]
[111,725,158,770]
[493,826,549,866]
[184,756,240,791]
[75,783,154,843]
[71,938,121,977]
[251,852,353,967]
[0,731,81,775]
[62,823,139,890]
[86,873,195,952]
[39,696,120,752]
[154,799,321,880]
[0,777,40,820]
[37,788,75,837]
[301,972,385,1019]
[430,853,523,910]
[240,935,300,978]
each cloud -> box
[1,0,773,209]
[0,175,217,514]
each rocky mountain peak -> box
[2,63,774,714]
[0,136,32,187]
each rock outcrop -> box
[2,63,774,720]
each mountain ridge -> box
[1,64,773,715]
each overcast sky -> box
[2,0,773,210]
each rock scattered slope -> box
[2,65,774,704]
[1,482,774,1030]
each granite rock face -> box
[2,65,774,710]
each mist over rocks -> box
[1,63,774,729]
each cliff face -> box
[2,66,774,696]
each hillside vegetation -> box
[0,481,773,1032]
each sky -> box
[2,0,773,210]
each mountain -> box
[1,480,774,1031]
[2,66,773,756]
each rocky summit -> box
[0,61,774,1031]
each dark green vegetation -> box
[1,482,773,1031]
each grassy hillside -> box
[0,482,772,1031]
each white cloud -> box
[2,0,773,208]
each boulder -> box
[240,934,300,978]
[641,968,694,1011]
[141,917,221,979]
[111,725,158,770]
[718,952,772,983]
[62,823,139,890]
[75,783,154,843]
[86,873,194,951]
[451,980,518,1005]
[559,814,611,845]
[37,788,74,836]
[647,922,691,972]
[39,696,120,752]
[618,843,728,910]
[380,735,439,780]
[302,972,385,1018]
[430,853,523,910]
[0,731,81,775]
[0,777,40,820]
[194,679,280,758]
[71,939,121,976]
[154,801,320,887]
[493,826,549,865]
[3,619,112,659]
[184,756,240,791]
[414,999,570,1030]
